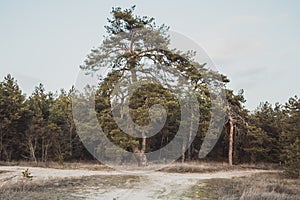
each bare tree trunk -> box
[28,138,37,164]
[69,125,73,156]
[140,130,147,166]
[226,101,234,166]
[233,124,238,163]
[68,106,74,157]
[187,110,195,161]
[41,137,50,162]
[158,136,164,161]
[181,138,186,163]
[44,144,49,162]
[132,147,141,166]
[142,131,146,152]
[228,115,233,166]
[0,131,3,160]
[42,137,44,162]
[133,146,146,166]
[187,144,192,161]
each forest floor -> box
[0,163,298,200]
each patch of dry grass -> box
[0,161,113,171]
[159,161,280,173]
[218,173,300,200]
[0,174,141,200]
[0,161,280,174]
[186,172,300,200]
[0,170,9,174]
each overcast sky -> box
[0,0,299,110]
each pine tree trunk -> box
[181,138,186,163]
[142,131,146,152]
[0,131,3,160]
[28,139,37,164]
[129,53,148,166]
[69,122,73,156]
[140,130,147,166]
[187,110,195,161]
[228,115,233,166]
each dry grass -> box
[2,172,298,200]
[0,170,9,174]
[218,173,300,200]
[0,161,113,171]
[185,172,300,200]
[0,161,294,199]
[0,174,141,200]
[0,160,280,173]
[159,161,280,173]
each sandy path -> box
[0,166,277,200]
[92,169,275,200]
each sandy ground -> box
[0,166,277,200]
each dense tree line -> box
[0,6,299,178]
[0,75,92,163]
[0,74,299,177]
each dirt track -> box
[0,166,277,200]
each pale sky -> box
[0,0,299,110]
